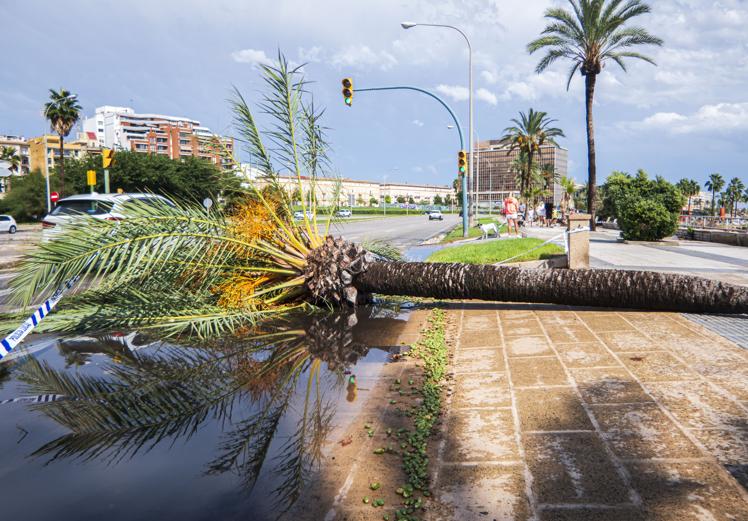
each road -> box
[325,213,460,249]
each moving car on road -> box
[336,209,352,218]
[0,214,17,234]
[41,193,175,236]
[427,210,443,221]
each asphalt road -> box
[324,214,460,249]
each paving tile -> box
[579,314,635,332]
[596,330,663,352]
[690,429,748,466]
[645,380,747,430]
[525,432,631,505]
[671,341,748,373]
[554,342,619,368]
[443,408,518,462]
[535,310,583,327]
[516,388,593,432]
[701,367,748,401]
[459,329,502,349]
[433,464,530,521]
[463,312,499,330]
[570,367,651,404]
[591,403,702,460]
[544,325,597,344]
[538,507,644,521]
[499,309,537,321]
[505,335,553,357]
[503,318,545,337]
[454,348,504,373]
[508,356,569,387]
[619,351,698,382]
[627,460,748,521]
[452,372,512,408]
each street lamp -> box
[401,21,474,229]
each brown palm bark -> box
[585,73,597,231]
[354,261,748,314]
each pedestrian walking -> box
[503,195,520,236]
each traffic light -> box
[102,148,115,168]
[457,150,467,175]
[341,78,353,107]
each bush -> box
[618,197,678,241]
[0,170,59,221]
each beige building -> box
[0,135,31,175]
[253,174,454,207]
[29,133,102,177]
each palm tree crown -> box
[528,0,662,229]
[705,173,725,216]
[501,108,564,201]
[43,88,82,195]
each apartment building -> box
[468,140,568,206]
[0,135,31,174]
[28,133,100,178]
[83,106,234,169]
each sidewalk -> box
[430,304,748,520]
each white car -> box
[427,210,443,221]
[336,209,352,218]
[293,210,314,220]
[0,214,17,234]
[42,193,175,236]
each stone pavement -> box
[431,305,748,520]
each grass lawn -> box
[441,217,507,243]
[427,238,564,264]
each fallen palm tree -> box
[3,54,745,342]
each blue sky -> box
[1,0,746,189]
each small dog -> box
[476,222,499,240]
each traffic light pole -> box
[355,85,469,237]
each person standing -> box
[544,199,554,228]
[504,195,520,236]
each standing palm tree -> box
[501,108,564,202]
[0,146,20,192]
[43,89,82,196]
[725,177,745,218]
[676,178,700,215]
[560,175,577,214]
[528,0,663,230]
[705,173,725,217]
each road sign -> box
[50,192,59,203]
[86,170,97,186]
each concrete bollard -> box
[567,213,591,269]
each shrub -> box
[618,197,678,241]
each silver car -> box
[0,214,17,234]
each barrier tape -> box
[0,276,79,361]
[0,394,67,405]
[496,227,590,266]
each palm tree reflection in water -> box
[17,305,405,515]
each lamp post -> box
[402,21,474,229]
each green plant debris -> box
[370,482,381,490]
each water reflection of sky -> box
[0,305,411,521]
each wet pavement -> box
[431,304,748,520]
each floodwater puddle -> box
[0,304,415,520]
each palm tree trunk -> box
[58,134,65,196]
[354,261,747,314]
[687,195,692,215]
[711,190,716,217]
[585,73,597,231]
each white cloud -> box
[230,48,273,66]
[331,45,397,71]
[480,70,499,84]
[412,119,424,127]
[298,46,324,63]
[435,84,469,102]
[476,88,498,105]
[632,102,748,134]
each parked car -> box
[427,210,443,221]
[0,214,17,234]
[336,209,352,218]
[42,193,175,236]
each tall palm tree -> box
[0,146,20,192]
[726,177,745,218]
[560,175,577,214]
[528,0,663,230]
[43,89,82,196]
[6,52,747,341]
[705,173,725,217]
[501,108,564,202]
[676,178,700,215]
